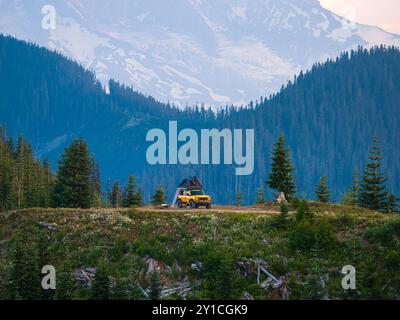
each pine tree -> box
[41,159,54,207]
[125,175,137,207]
[386,194,399,213]
[91,266,110,300]
[255,187,265,205]
[111,180,121,208]
[0,128,56,210]
[135,188,144,207]
[89,156,102,207]
[359,138,388,211]
[7,231,41,300]
[280,202,289,216]
[316,176,330,203]
[235,192,242,207]
[53,139,92,208]
[0,127,13,210]
[55,261,75,300]
[349,168,361,206]
[149,271,161,300]
[106,177,112,208]
[267,135,296,200]
[296,200,314,223]
[152,186,166,206]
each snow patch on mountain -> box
[0,0,399,107]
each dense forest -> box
[1,125,398,213]
[0,129,148,211]
[0,35,399,204]
[0,128,53,209]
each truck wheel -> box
[177,199,183,208]
[190,200,197,209]
[206,203,212,209]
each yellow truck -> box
[172,177,212,209]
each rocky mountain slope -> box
[1,0,400,106]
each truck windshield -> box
[191,190,204,195]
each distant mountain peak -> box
[1,0,400,107]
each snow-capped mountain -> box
[1,0,400,107]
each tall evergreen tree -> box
[316,176,330,203]
[125,176,137,207]
[0,128,55,210]
[89,155,102,207]
[349,168,361,206]
[0,127,13,210]
[267,135,296,200]
[152,186,166,206]
[255,187,265,205]
[106,177,112,208]
[41,159,54,207]
[386,194,399,213]
[235,192,242,207]
[111,180,121,208]
[6,231,41,300]
[135,188,144,207]
[359,138,388,211]
[53,139,92,208]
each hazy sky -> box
[320,0,400,35]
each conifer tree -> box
[280,202,289,216]
[0,128,56,210]
[235,192,242,207]
[106,177,112,208]
[149,271,161,300]
[385,194,399,213]
[53,139,92,208]
[135,188,144,207]
[55,261,75,300]
[296,200,314,223]
[91,266,110,300]
[255,187,265,205]
[0,127,13,210]
[359,138,388,211]
[316,176,330,203]
[111,180,120,208]
[267,135,296,200]
[349,168,361,206]
[152,186,166,206]
[125,175,137,207]
[7,231,41,300]
[89,156,102,207]
[41,159,54,207]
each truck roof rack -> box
[178,176,203,190]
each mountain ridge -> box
[1,0,400,107]
[1,35,399,204]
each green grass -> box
[0,205,399,300]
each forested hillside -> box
[0,35,399,204]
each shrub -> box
[384,250,400,270]
[331,212,354,228]
[288,221,335,253]
[295,201,315,223]
[109,238,129,262]
[149,271,161,300]
[364,220,400,247]
[198,249,244,300]
[91,266,110,300]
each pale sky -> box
[320,0,400,35]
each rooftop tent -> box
[178,177,203,190]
